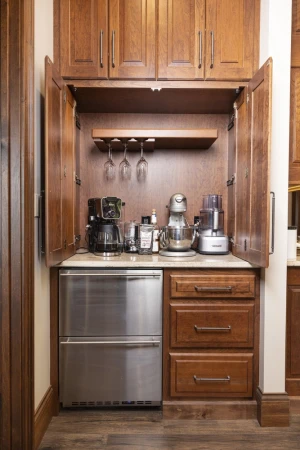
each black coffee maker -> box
[87,197,123,256]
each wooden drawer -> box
[170,304,254,348]
[170,353,253,398]
[170,274,256,299]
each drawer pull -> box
[194,285,232,292]
[194,375,230,383]
[194,325,231,332]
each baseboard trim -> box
[289,396,300,415]
[163,400,257,420]
[286,378,300,396]
[256,387,290,427]
[34,386,54,449]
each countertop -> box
[57,252,258,268]
[287,257,300,266]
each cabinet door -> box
[45,57,76,267]
[158,0,205,80]
[233,59,272,268]
[289,69,300,185]
[292,0,300,68]
[205,0,259,80]
[109,0,156,79]
[286,285,300,388]
[59,0,108,78]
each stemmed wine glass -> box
[136,139,148,180]
[104,140,116,180]
[119,139,131,180]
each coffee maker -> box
[87,197,123,256]
[198,194,229,255]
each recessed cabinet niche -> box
[56,0,259,81]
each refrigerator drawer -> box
[59,269,163,336]
[59,336,162,407]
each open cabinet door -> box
[45,56,76,267]
[233,58,272,267]
[247,58,272,267]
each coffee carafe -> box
[198,194,229,255]
[86,197,123,256]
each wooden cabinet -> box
[57,0,259,81]
[163,269,260,403]
[59,0,108,79]
[58,0,156,79]
[289,69,300,185]
[292,0,300,68]
[231,59,273,268]
[286,268,300,395]
[45,57,77,267]
[158,0,259,81]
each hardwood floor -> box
[39,409,300,449]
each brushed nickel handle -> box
[198,31,202,68]
[61,340,161,346]
[60,273,161,277]
[194,375,230,382]
[270,191,275,254]
[194,325,231,332]
[210,30,214,68]
[194,285,232,292]
[100,30,104,68]
[112,30,115,68]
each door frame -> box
[0,0,35,449]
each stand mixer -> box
[159,193,196,257]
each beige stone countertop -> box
[57,252,258,268]
[287,257,300,266]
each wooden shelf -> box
[92,129,218,151]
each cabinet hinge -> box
[227,174,236,186]
[64,165,67,177]
[245,167,249,178]
[246,93,250,104]
[74,234,81,244]
[244,239,247,251]
[64,239,67,250]
[230,236,235,246]
[63,90,66,103]
[75,174,81,185]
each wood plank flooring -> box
[39,409,300,450]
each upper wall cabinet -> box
[57,0,259,81]
[58,0,156,79]
[158,0,259,81]
[289,69,300,185]
[292,0,300,67]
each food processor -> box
[198,194,229,255]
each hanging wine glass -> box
[104,140,116,180]
[119,139,131,180]
[136,139,148,181]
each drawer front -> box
[170,304,254,348]
[170,274,256,299]
[170,353,253,398]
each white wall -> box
[34,0,53,409]
[259,0,292,393]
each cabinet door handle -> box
[198,31,202,68]
[194,375,230,383]
[194,325,231,332]
[112,30,115,68]
[100,30,104,68]
[210,30,214,68]
[270,191,275,255]
[194,285,232,292]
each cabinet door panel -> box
[289,69,300,184]
[247,59,272,267]
[287,286,300,378]
[158,0,205,80]
[45,57,64,267]
[60,0,108,78]
[62,88,76,259]
[232,89,250,261]
[205,0,258,80]
[292,0,300,68]
[109,0,156,79]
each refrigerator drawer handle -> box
[60,273,161,277]
[60,341,161,345]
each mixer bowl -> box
[160,226,196,252]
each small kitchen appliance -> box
[159,193,196,257]
[87,197,123,256]
[124,220,139,253]
[198,194,229,255]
